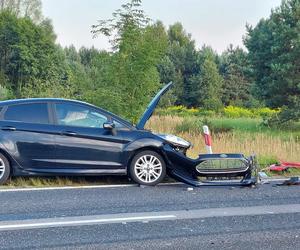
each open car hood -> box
[136,82,173,130]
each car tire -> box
[0,153,10,185]
[130,150,166,186]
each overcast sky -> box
[42,0,282,53]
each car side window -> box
[4,103,49,124]
[55,103,108,128]
[113,120,126,129]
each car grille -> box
[196,158,249,174]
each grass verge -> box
[2,176,131,188]
[0,115,299,188]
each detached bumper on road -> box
[163,145,257,187]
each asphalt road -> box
[0,182,300,249]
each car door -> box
[0,102,57,171]
[52,102,127,174]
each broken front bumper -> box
[163,144,257,187]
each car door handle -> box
[61,131,77,136]
[1,126,16,131]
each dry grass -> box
[146,116,300,165]
[4,176,130,188]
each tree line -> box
[0,0,299,123]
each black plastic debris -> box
[276,177,300,186]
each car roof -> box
[0,98,134,128]
[0,98,91,106]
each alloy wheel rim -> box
[0,159,5,179]
[134,155,162,183]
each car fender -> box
[122,137,165,168]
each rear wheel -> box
[0,153,10,185]
[130,150,166,186]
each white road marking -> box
[0,178,291,193]
[0,182,181,192]
[0,184,137,192]
[0,204,299,231]
[0,215,176,231]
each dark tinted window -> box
[4,103,49,124]
[55,103,107,128]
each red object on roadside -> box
[203,125,212,154]
[269,161,300,171]
[204,134,212,146]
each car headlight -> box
[156,133,191,148]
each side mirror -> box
[103,121,116,135]
[103,121,115,130]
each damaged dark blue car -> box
[0,82,257,186]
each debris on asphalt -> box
[187,187,194,191]
[258,172,270,184]
[268,161,300,172]
[258,172,269,179]
[276,177,300,186]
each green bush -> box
[0,85,12,100]
[156,105,216,117]
[175,118,203,134]
[223,106,279,119]
[223,106,253,118]
[156,105,279,119]
[253,107,279,119]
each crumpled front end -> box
[162,144,257,186]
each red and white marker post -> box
[203,125,213,154]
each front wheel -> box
[130,150,166,186]
[0,153,10,185]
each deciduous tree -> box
[92,0,167,122]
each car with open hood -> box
[0,82,256,186]
[0,82,183,185]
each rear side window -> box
[4,103,49,124]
